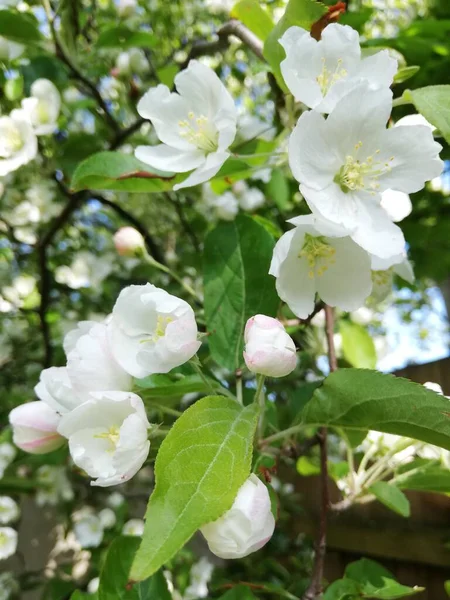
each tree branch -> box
[302,305,335,600]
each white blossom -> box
[116,0,137,17]
[232,180,265,212]
[116,49,148,75]
[35,367,82,415]
[371,253,414,302]
[9,401,64,455]
[0,444,15,479]
[58,391,150,487]
[113,227,145,256]
[0,528,17,561]
[270,215,372,318]
[0,498,19,525]
[122,518,145,536]
[203,187,239,221]
[35,465,74,506]
[244,315,297,377]
[288,85,443,258]
[108,284,201,378]
[237,114,275,143]
[55,252,113,289]
[98,508,116,529]
[280,23,397,113]
[184,558,214,600]
[136,60,237,190]
[20,79,61,135]
[66,321,133,400]
[106,492,125,508]
[380,189,412,222]
[87,578,100,594]
[201,474,275,559]
[0,111,37,176]
[73,514,104,548]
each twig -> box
[302,305,335,600]
[165,193,200,252]
[110,117,146,150]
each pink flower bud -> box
[243,314,297,377]
[201,474,275,559]
[113,227,145,257]
[9,402,64,454]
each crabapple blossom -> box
[20,79,61,135]
[122,518,145,536]
[98,508,116,529]
[200,474,275,559]
[280,24,398,113]
[288,85,443,258]
[0,36,24,61]
[107,284,201,378]
[116,49,148,76]
[8,402,65,454]
[232,180,265,212]
[0,497,19,525]
[202,184,239,221]
[66,321,133,400]
[270,215,372,319]
[57,391,150,487]
[34,367,82,415]
[380,189,412,222]
[371,253,414,302]
[116,0,137,17]
[135,60,237,190]
[0,111,37,176]
[73,513,104,548]
[0,444,15,479]
[244,315,297,377]
[113,227,145,256]
[0,528,17,560]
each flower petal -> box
[135,144,205,173]
[173,150,229,190]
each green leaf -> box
[323,578,362,600]
[98,537,170,600]
[130,396,259,581]
[70,152,178,193]
[0,10,42,44]
[266,168,291,211]
[231,0,274,41]
[301,369,450,450]
[409,85,450,144]
[263,0,327,89]
[204,215,279,371]
[445,580,450,597]
[345,558,423,598]
[218,586,258,599]
[340,321,377,369]
[134,374,214,397]
[296,455,320,476]
[97,26,157,49]
[393,66,420,84]
[60,0,80,55]
[368,481,410,517]
[71,592,97,600]
[397,464,450,494]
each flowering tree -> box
[1,0,450,598]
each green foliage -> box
[218,586,258,599]
[204,215,279,371]
[409,85,450,144]
[263,0,327,89]
[134,373,216,397]
[98,536,170,600]
[368,481,411,517]
[71,592,97,599]
[0,10,42,44]
[70,152,177,193]
[396,461,450,493]
[393,66,420,84]
[96,26,157,49]
[325,559,423,598]
[301,369,450,450]
[266,168,291,211]
[131,396,259,581]
[340,321,377,369]
[231,0,274,41]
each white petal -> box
[377,125,443,193]
[380,189,412,222]
[269,229,297,277]
[300,183,360,229]
[135,144,205,173]
[173,151,229,190]
[289,111,339,190]
[316,237,372,311]
[394,258,414,284]
[357,50,398,90]
[351,201,406,259]
[320,23,361,62]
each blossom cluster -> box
[0,79,60,177]
[136,24,442,318]
[8,283,201,487]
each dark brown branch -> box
[303,305,335,600]
[165,193,200,252]
[93,194,164,264]
[110,118,146,150]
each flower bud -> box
[200,474,275,559]
[9,402,65,454]
[243,315,297,377]
[113,227,145,257]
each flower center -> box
[316,57,348,96]
[299,234,336,278]
[36,100,51,124]
[335,142,395,194]
[372,268,393,287]
[140,314,174,344]
[0,531,8,547]
[94,425,120,452]
[178,112,219,152]
[0,121,24,158]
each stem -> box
[255,375,266,439]
[142,250,201,302]
[236,369,243,405]
[147,403,182,418]
[345,439,356,495]
[260,424,304,446]
[392,94,412,108]
[191,359,218,396]
[303,305,335,600]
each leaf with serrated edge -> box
[410,85,450,144]
[130,396,259,581]
[301,369,450,450]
